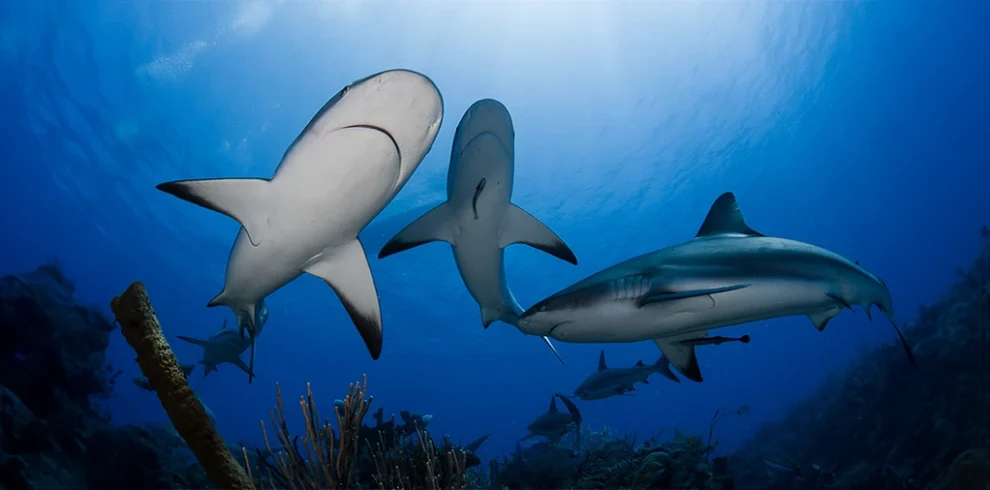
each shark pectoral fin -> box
[156,178,271,246]
[541,336,565,365]
[176,335,209,347]
[303,239,384,360]
[499,204,578,265]
[695,192,763,238]
[654,355,682,383]
[808,306,843,331]
[481,307,504,327]
[654,334,706,382]
[378,203,454,259]
[230,355,255,378]
[638,284,749,307]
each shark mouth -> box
[345,124,402,163]
[548,321,573,337]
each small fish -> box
[764,458,802,477]
[678,334,750,346]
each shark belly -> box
[451,211,517,321]
[643,278,832,339]
[549,277,831,343]
[218,127,402,307]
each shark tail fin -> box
[378,202,454,259]
[655,355,682,383]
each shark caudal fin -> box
[378,203,455,259]
[654,355,682,383]
[498,205,577,265]
[156,178,273,247]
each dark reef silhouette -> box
[1,227,989,489]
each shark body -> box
[177,318,261,378]
[570,349,680,400]
[157,69,444,381]
[521,393,582,443]
[517,192,915,381]
[378,99,576,363]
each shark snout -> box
[346,69,443,167]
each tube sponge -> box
[110,281,253,490]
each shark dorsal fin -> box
[598,349,607,371]
[696,192,763,238]
[548,395,558,413]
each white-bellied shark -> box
[517,192,916,382]
[568,349,680,400]
[377,99,577,363]
[157,69,444,382]
[177,319,257,379]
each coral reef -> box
[489,427,721,489]
[730,228,990,490]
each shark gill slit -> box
[472,178,486,220]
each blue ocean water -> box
[1,0,987,469]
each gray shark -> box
[177,318,260,378]
[156,69,444,382]
[517,192,915,382]
[520,393,582,443]
[378,99,576,363]
[570,349,680,400]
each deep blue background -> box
[0,1,987,461]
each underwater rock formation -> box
[730,228,990,490]
[0,264,214,490]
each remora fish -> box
[378,99,577,363]
[156,69,444,382]
[520,393,582,443]
[569,349,680,400]
[517,192,915,382]
[177,316,264,378]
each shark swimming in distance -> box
[378,99,577,364]
[517,192,916,382]
[156,69,444,382]
[568,349,680,401]
[177,317,262,380]
[520,393,583,443]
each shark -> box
[177,318,259,379]
[520,393,582,443]
[378,99,577,363]
[569,349,680,400]
[516,192,915,382]
[156,69,444,382]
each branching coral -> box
[248,377,372,490]
[369,424,468,490]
